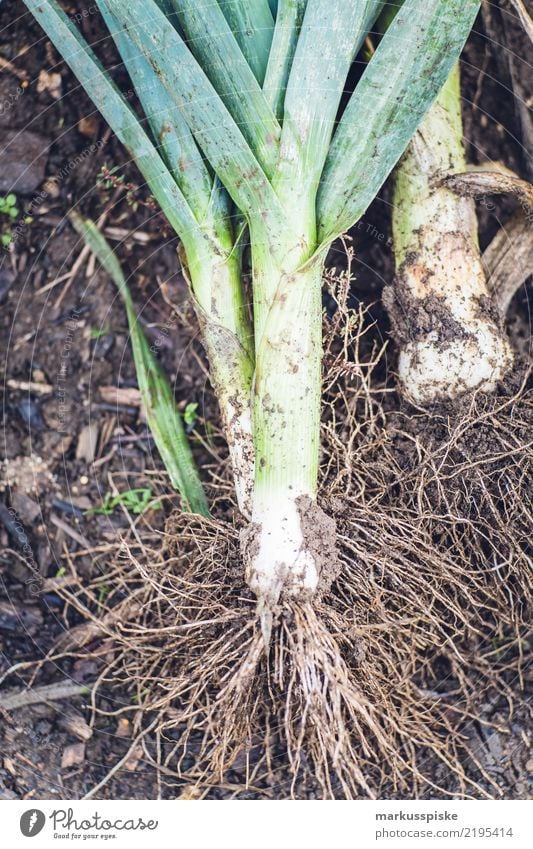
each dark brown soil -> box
[0,2,531,799]
[0,0,223,800]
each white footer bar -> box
[3,799,531,849]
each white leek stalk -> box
[244,223,328,637]
[388,65,513,403]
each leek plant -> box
[386,62,514,403]
[23,0,481,634]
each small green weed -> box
[0,194,19,246]
[184,401,199,429]
[87,487,161,516]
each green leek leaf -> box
[96,1,214,220]
[103,0,283,221]
[318,0,481,242]
[23,0,201,243]
[169,0,280,177]
[219,0,275,86]
[263,0,306,117]
[274,1,385,205]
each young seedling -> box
[183,402,199,430]
[0,193,19,246]
[88,487,161,516]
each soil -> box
[0,1,531,800]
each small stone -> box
[0,268,15,304]
[124,746,142,772]
[40,176,61,199]
[115,718,131,739]
[526,759,533,772]
[91,333,114,359]
[36,69,62,100]
[15,397,47,432]
[11,491,41,524]
[99,385,142,407]
[58,711,92,742]
[37,543,53,575]
[61,742,85,770]
[68,496,92,510]
[0,600,43,634]
[76,423,99,464]
[78,115,100,137]
[32,369,47,384]
[72,658,97,683]
[178,786,203,800]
